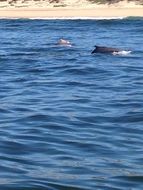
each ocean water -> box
[0,17,143,190]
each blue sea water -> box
[0,17,143,190]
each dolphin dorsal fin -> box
[94,45,99,48]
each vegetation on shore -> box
[88,0,143,4]
[0,0,143,5]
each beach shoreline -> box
[0,7,143,18]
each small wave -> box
[0,16,127,20]
[112,50,132,56]
[0,17,22,20]
[28,16,127,20]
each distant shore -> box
[0,7,143,18]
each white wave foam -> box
[112,50,132,56]
[0,16,127,20]
[28,16,127,20]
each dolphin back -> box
[92,45,120,54]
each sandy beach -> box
[0,7,143,18]
[0,0,143,18]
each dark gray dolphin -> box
[91,45,121,54]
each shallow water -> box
[0,17,143,190]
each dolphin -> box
[57,39,72,46]
[91,45,121,54]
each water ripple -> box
[0,18,143,190]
